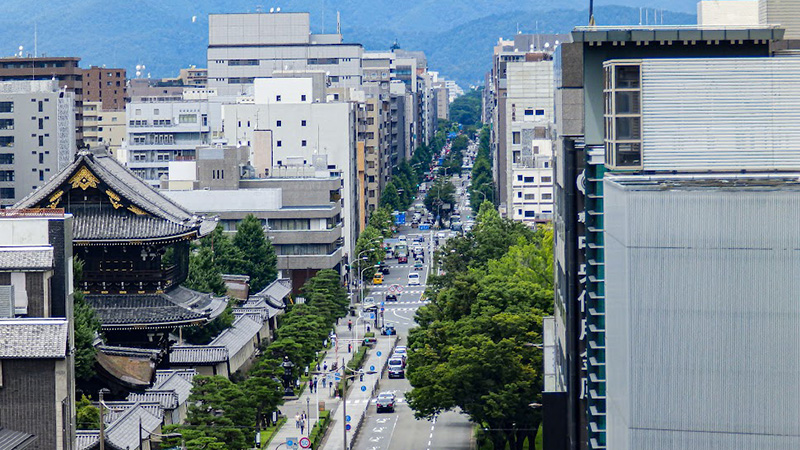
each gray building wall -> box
[0,81,76,206]
[604,175,800,450]
[0,359,61,450]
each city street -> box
[351,171,474,450]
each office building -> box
[510,136,554,225]
[124,91,211,185]
[0,80,76,207]
[82,101,126,159]
[221,77,358,261]
[0,211,75,450]
[82,66,128,111]
[549,26,784,450]
[0,57,84,145]
[207,12,363,97]
[162,145,346,291]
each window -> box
[228,59,259,66]
[38,152,43,164]
[0,154,13,164]
[0,102,13,113]
[135,109,142,116]
[525,109,534,116]
[0,119,13,130]
[0,136,13,147]
[39,170,44,181]
[541,176,552,183]
[542,193,553,200]
[512,132,521,145]
[38,118,43,130]
[535,109,545,116]
[153,108,160,115]
[276,120,282,127]
[524,193,536,200]
[269,219,311,230]
[179,114,197,124]
[38,101,43,112]
[0,188,14,199]
[524,176,534,183]
[277,140,282,147]
[301,120,307,126]
[0,170,14,181]
[517,175,523,181]
[301,94,307,101]
[517,192,522,198]
[302,140,307,147]
[524,211,536,218]
[276,95,282,102]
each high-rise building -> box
[0,57,84,146]
[82,66,128,111]
[82,101,126,159]
[0,80,76,207]
[550,25,784,450]
[207,12,363,97]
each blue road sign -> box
[370,365,375,371]
[287,438,296,448]
[370,313,376,320]
[377,351,382,356]
[381,307,384,312]
[361,385,367,392]
[346,424,352,431]
[420,224,430,230]
[346,415,352,422]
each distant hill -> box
[0,1,694,88]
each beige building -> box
[82,101,126,161]
[698,1,758,26]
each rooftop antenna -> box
[589,0,595,26]
[322,0,325,33]
[34,22,37,58]
[276,7,280,12]
[337,11,340,35]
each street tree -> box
[423,177,456,226]
[368,208,394,238]
[185,246,227,295]
[379,180,402,211]
[233,214,278,292]
[354,225,384,280]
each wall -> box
[0,359,59,450]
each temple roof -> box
[86,286,228,330]
[14,148,216,242]
[0,319,68,359]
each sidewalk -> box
[268,319,393,449]
[320,335,395,450]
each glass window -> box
[0,102,13,113]
[179,114,197,123]
[615,65,640,89]
[0,136,13,147]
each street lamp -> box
[98,388,110,450]
[359,264,380,304]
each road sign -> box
[370,313,376,320]
[377,351,382,356]
[346,415,351,422]
[370,365,375,371]
[420,224,430,230]
[299,437,311,449]
[346,424,352,431]
[380,307,384,312]
[361,385,367,392]
[287,437,297,449]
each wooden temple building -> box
[14,148,227,356]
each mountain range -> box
[0,1,695,88]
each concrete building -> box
[82,101,126,160]
[434,85,449,121]
[124,91,210,185]
[178,66,208,87]
[549,26,785,450]
[0,80,76,207]
[207,12,363,97]
[760,0,800,39]
[220,77,358,262]
[0,57,84,146]
[0,211,76,450]
[162,145,346,291]
[82,66,127,111]
[510,136,553,224]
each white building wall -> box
[698,1,759,25]
[604,175,800,450]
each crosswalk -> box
[368,286,428,292]
[344,397,407,405]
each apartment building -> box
[207,12,363,97]
[82,66,127,110]
[549,26,784,450]
[82,101,125,159]
[0,80,76,206]
[0,57,84,145]
[510,137,553,224]
[162,146,345,292]
[221,77,358,260]
[124,92,210,185]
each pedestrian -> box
[348,343,352,353]
[348,319,352,331]
[323,361,328,372]
[313,377,318,392]
[316,363,320,371]
[300,418,305,435]
[321,376,327,388]
[295,413,301,429]
[309,379,313,392]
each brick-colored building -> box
[82,66,127,111]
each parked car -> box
[408,273,421,286]
[376,392,397,413]
[387,357,405,378]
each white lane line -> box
[389,309,414,322]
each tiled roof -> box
[250,278,291,309]
[86,286,228,329]
[153,371,194,404]
[154,368,196,385]
[14,148,216,241]
[95,347,157,389]
[170,345,228,364]
[77,403,162,450]
[75,431,99,450]
[101,401,164,424]
[0,427,36,449]
[0,319,68,358]
[127,390,179,410]
[0,246,53,271]
[210,315,261,358]
[71,205,198,241]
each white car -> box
[399,235,407,242]
[408,273,421,286]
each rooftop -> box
[571,25,785,43]
[0,318,68,359]
[606,173,800,190]
[0,246,53,271]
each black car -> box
[386,293,398,302]
[381,266,390,275]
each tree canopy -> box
[423,177,456,225]
[233,215,278,292]
[449,89,482,127]
[406,205,553,450]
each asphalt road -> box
[352,173,474,450]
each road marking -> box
[373,427,385,433]
[376,418,389,424]
[369,436,383,443]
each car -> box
[376,392,397,413]
[363,297,377,311]
[408,273,421,286]
[387,357,405,378]
[382,324,396,336]
[398,235,407,242]
[373,273,384,285]
[391,353,406,367]
[414,262,423,271]
[381,266,390,275]
[394,346,408,356]
[398,255,408,264]
[386,293,399,302]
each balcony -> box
[277,247,344,270]
[267,225,342,245]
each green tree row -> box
[406,203,554,450]
[470,125,496,211]
[449,89,483,127]
[163,269,349,450]
[423,176,456,226]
